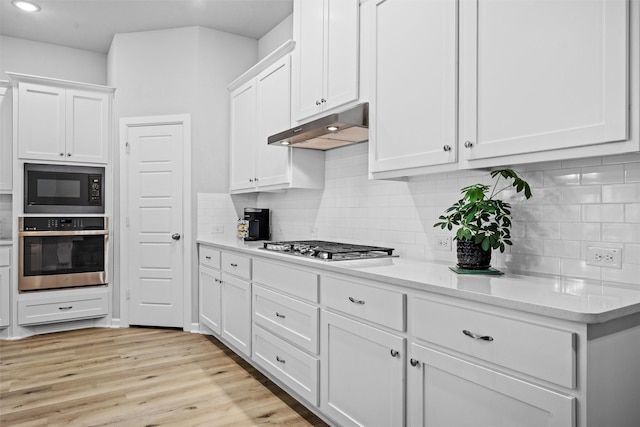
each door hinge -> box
[125,141,130,154]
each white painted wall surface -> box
[107,26,257,322]
[0,36,107,84]
[258,14,293,60]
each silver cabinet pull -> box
[464,140,474,148]
[275,312,286,319]
[321,98,326,103]
[390,349,399,358]
[410,358,419,367]
[67,153,72,157]
[348,297,365,305]
[172,233,181,240]
[59,152,64,157]
[276,356,286,364]
[462,329,494,342]
[315,100,321,106]
[230,263,238,267]
[443,145,451,152]
[249,178,254,183]
[58,306,73,311]
[205,256,211,260]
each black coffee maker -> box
[244,208,270,241]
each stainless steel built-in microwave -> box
[24,163,105,214]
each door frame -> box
[118,114,192,330]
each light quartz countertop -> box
[197,236,640,325]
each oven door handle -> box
[19,230,108,237]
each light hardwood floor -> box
[0,327,328,426]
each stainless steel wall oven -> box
[18,217,108,292]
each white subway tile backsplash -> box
[197,154,640,286]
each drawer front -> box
[321,275,405,331]
[252,324,319,406]
[253,259,318,302]
[199,246,220,270]
[18,290,109,325]
[411,297,576,389]
[0,246,10,267]
[253,285,319,354]
[221,252,251,279]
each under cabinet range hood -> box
[268,103,369,150]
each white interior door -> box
[125,123,184,327]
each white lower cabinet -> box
[0,266,9,329]
[18,288,109,326]
[253,324,319,405]
[408,342,575,427]
[220,272,252,357]
[199,265,222,334]
[321,310,405,427]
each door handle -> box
[172,233,181,241]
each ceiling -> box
[0,0,293,54]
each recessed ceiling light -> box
[12,0,41,12]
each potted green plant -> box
[434,169,532,270]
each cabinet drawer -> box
[321,275,405,331]
[0,246,10,266]
[253,324,319,406]
[411,297,576,389]
[18,289,109,325]
[253,259,318,302]
[253,285,319,354]
[199,246,220,270]
[221,252,251,279]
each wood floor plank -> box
[0,327,328,426]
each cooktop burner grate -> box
[262,240,395,260]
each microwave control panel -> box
[89,174,102,205]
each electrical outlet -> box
[435,235,452,251]
[586,246,622,268]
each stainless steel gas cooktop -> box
[261,240,395,261]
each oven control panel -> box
[21,217,106,231]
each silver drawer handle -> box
[390,349,399,358]
[230,263,238,267]
[205,256,212,260]
[463,329,494,342]
[410,358,420,367]
[276,356,286,364]
[348,297,365,305]
[275,312,286,319]
[58,306,73,311]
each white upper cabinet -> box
[459,0,630,167]
[228,41,324,194]
[0,82,12,191]
[293,0,360,121]
[368,0,458,179]
[11,74,113,164]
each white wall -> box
[258,14,293,60]
[107,26,257,322]
[0,36,107,84]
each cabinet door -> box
[324,0,359,113]
[66,89,109,163]
[460,0,628,162]
[293,0,326,120]
[229,80,257,192]
[221,273,252,356]
[408,343,575,427]
[18,82,66,161]
[0,266,9,328]
[199,266,221,335]
[256,56,293,189]
[369,0,457,176]
[0,85,12,191]
[321,310,405,427]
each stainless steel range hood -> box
[268,103,368,150]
